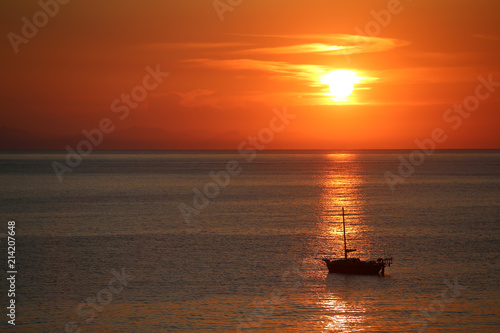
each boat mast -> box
[342,207,347,259]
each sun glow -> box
[321,70,359,100]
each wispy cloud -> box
[234,43,345,55]
[143,42,250,50]
[226,33,409,55]
[173,89,216,107]
[185,58,327,80]
[471,34,500,42]
[173,34,407,107]
[148,34,408,56]
[185,58,378,86]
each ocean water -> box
[0,150,499,332]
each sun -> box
[320,70,359,100]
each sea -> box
[0,150,498,332]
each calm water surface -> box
[0,151,498,332]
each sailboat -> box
[319,207,392,276]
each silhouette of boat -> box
[319,207,392,276]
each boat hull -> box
[323,258,384,275]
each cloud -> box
[184,58,328,84]
[173,34,407,107]
[471,34,500,42]
[226,33,409,56]
[143,42,250,50]
[173,89,216,107]
[147,34,408,57]
[234,43,345,55]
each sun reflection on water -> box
[317,153,372,332]
[318,293,367,333]
[319,153,368,255]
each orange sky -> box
[1,0,500,149]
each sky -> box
[1,0,500,150]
